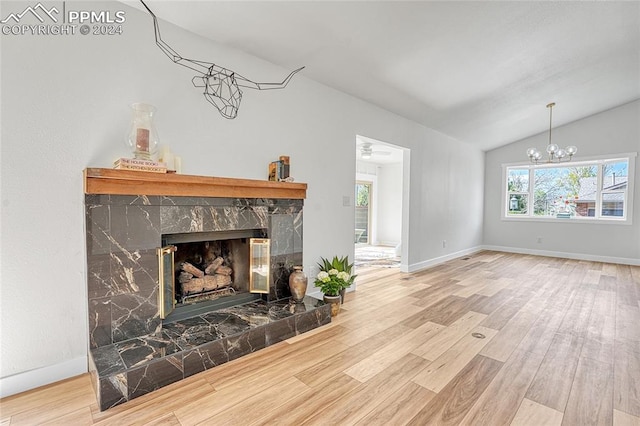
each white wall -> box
[405,135,485,271]
[484,101,640,263]
[0,1,484,395]
[376,163,403,246]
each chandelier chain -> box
[547,102,554,146]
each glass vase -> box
[126,103,159,161]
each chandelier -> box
[526,102,577,163]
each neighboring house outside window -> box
[574,176,628,217]
[502,153,636,224]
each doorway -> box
[354,135,408,272]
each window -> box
[355,181,371,243]
[503,154,635,223]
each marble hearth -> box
[89,297,330,410]
[84,169,329,410]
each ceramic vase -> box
[288,266,307,303]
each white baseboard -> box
[482,245,640,266]
[0,356,87,398]
[374,241,401,247]
[404,245,639,273]
[406,246,484,273]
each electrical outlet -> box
[442,240,447,248]
[537,237,543,243]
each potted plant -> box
[314,256,357,316]
[317,256,357,303]
[314,270,343,316]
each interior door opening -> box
[355,135,409,272]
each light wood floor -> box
[2,251,640,425]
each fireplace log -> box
[178,272,194,284]
[215,265,233,276]
[182,262,205,278]
[181,275,218,294]
[214,274,232,287]
[205,257,224,275]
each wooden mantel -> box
[84,168,307,199]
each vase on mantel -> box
[288,266,307,303]
[125,103,159,160]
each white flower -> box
[337,271,349,281]
[328,269,339,276]
[317,271,329,280]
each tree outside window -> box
[356,183,370,207]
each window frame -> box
[501,152,636,225]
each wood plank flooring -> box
[1,251,639,425]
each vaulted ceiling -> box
[128,1,640,151]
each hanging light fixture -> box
[526,102,577,164]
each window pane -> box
[507,194,528,215]
[507,169,529,192]
[355,183,370,207]
[602,161,628,190]
[533,168,565,216]
[570,166,598,217]
[534,166,597,216]
[602,192,625,217]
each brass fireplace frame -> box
[157,245,177,319]
[249,238,271,294]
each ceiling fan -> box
[360,142,391,160]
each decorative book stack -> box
[268,155,290,181]
[114,158,167,173]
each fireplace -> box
[160,229,267,322]
[84,169,331,411]
[84,177,306,347]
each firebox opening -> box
[161,229,266,323]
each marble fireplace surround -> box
[84,169,331,410]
